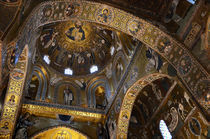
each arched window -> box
[187,0,196,4]
[43,55,50,64]
[64,68,73,75]
[90,65,98,73]
[159,120,172,139]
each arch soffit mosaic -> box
[14,0,209,112]
[86,76,111,107]
[31,66,49,100]
[117,73,170,138]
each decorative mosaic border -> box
[116,73,169,138]
[24,100,105,114]
[22,104,105,123]
[12,0,209,113]
[0,45,28,138]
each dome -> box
[38,20,116,76]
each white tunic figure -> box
[64,86,74,105]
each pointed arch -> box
[117,73,170,138]
[86,76,111,108]
[30,66,48,101]
[13,0,209,113]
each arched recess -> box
[28,72,40,100]
[112,50,127,87]
[86,76,111,108]
[54,81,81,106]
[117,73,170,139]
[13,0,209,112]
[28,66,48,101]
[31,126,88,139]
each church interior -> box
[0,0,209,138]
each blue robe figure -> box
[98,9,109,23]
[65,25,85,41]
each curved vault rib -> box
[0,44,29,138]
[117,73,170,138]
[12,0,209,114]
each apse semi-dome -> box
[37,20,116,76]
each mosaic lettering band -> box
[22,104,105,122]
[0,45,28,138]
[16,0,209,113]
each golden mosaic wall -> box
[31,126,88,139]
[22,104,105,123]
[116,73,169,138]
[0,0,209,138]
[0,45,28,138]
[14,0,208,114]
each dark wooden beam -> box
[145,81,177,127]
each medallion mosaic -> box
[0,45,28,138]
[2,0,209,137]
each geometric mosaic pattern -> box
[0,45,28,138]
[14,1,208,114]
[117,73,169,138]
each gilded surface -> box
[14,0,208,112]
[1,0,209,137]
[31,126,88,139]
[22,104,105,123]
[117,73,169,138]
[53,21,95,51]
[0,45,28,138]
